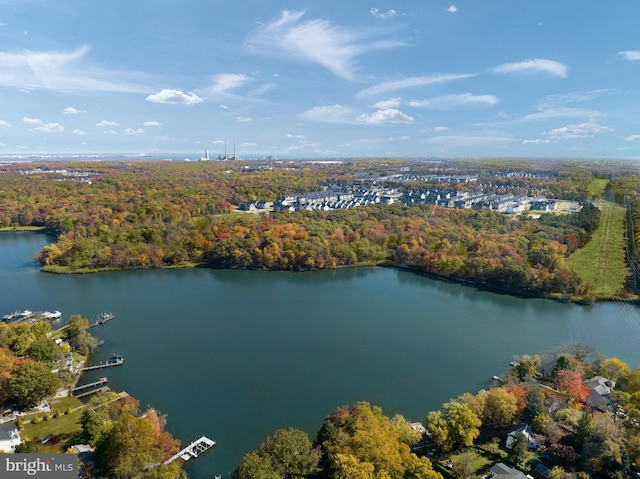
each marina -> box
[1,309,62,323]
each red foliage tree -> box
[555,369,589,407]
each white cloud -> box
[523,107,601,121]
[357,73,476,97]
[447,5,458,13]
[546,121,614,140]
[146,89,203,105]
[618,50,640,61]
[241,142,258,147]
[96,120,119,127]
[245,10,404,80]
[302,104,359,124]
[103,130,118,135]
[35,122,64,133]
[373,98,401,109]
[0,46,148,93]
[143,121,162,127]
[370,8,397,19]
[491,58,568,78]
[388,135,410,141]
[425,134,513,147]
[72,129,86,135]
[357,108,414,124]
[125,128,144,135]
[433,126,449,132]
[409,93,499,108]
[522,139,551,144]
[0,120,10,127]
[207,73,250,94]
[220,104,229,109]
[63,107,79,115]
[625,135,640,142]
[236,116,253,122]
[286,134,305,139]
[23,117,42,125]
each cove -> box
[1,232,639,479]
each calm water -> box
[1,232,640,478]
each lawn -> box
[567,199,629,299]
[586,178,609,198]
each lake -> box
[1,232,639,478]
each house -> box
[487,462,528,479]
[585,375,615,410]
[0,423,22,453]
[506,424,541,450]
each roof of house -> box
[490,462,528,479]
[0,423,20,441]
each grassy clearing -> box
[567,199,628,299]
[586,178,609,198]
[21,409,83,439]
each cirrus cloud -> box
[245,10,405,81]
[409,93,499,108]
[146,89,203,105]
[491,58,568,78]
[357,73,476,97]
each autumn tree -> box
[93,411,183,479]
[319,402,441,479]
[482,388,519,428]
[555,370,588,407]
[426,400,481,452]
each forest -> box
[0,158,638,301]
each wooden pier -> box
[81,354,124,371]
[72,377,110,398]
[163,436,216,465]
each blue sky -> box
[1,0,639,159]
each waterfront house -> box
[506,424,541,450]
[486,462,528,479]
[0,423,22,453]
[585,375,615,410]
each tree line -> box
[0,160,633,299]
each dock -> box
[163,436,216,465]
[87,312,115,329]
[81,354,124,371]
[72,377,110,398]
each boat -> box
[42,310,62,320]
[98,312,114,324]
[2,311,20,321]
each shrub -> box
[32,416,42,424]
[43,413,52,421]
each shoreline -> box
[38,258,640,305]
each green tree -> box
[64,314,94,354]
[26,337,60,366]
[81,408,104,445]
[8,360,61,406]
[260,428,321,479]
[523,386,546,423]
[508,432,528,467]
